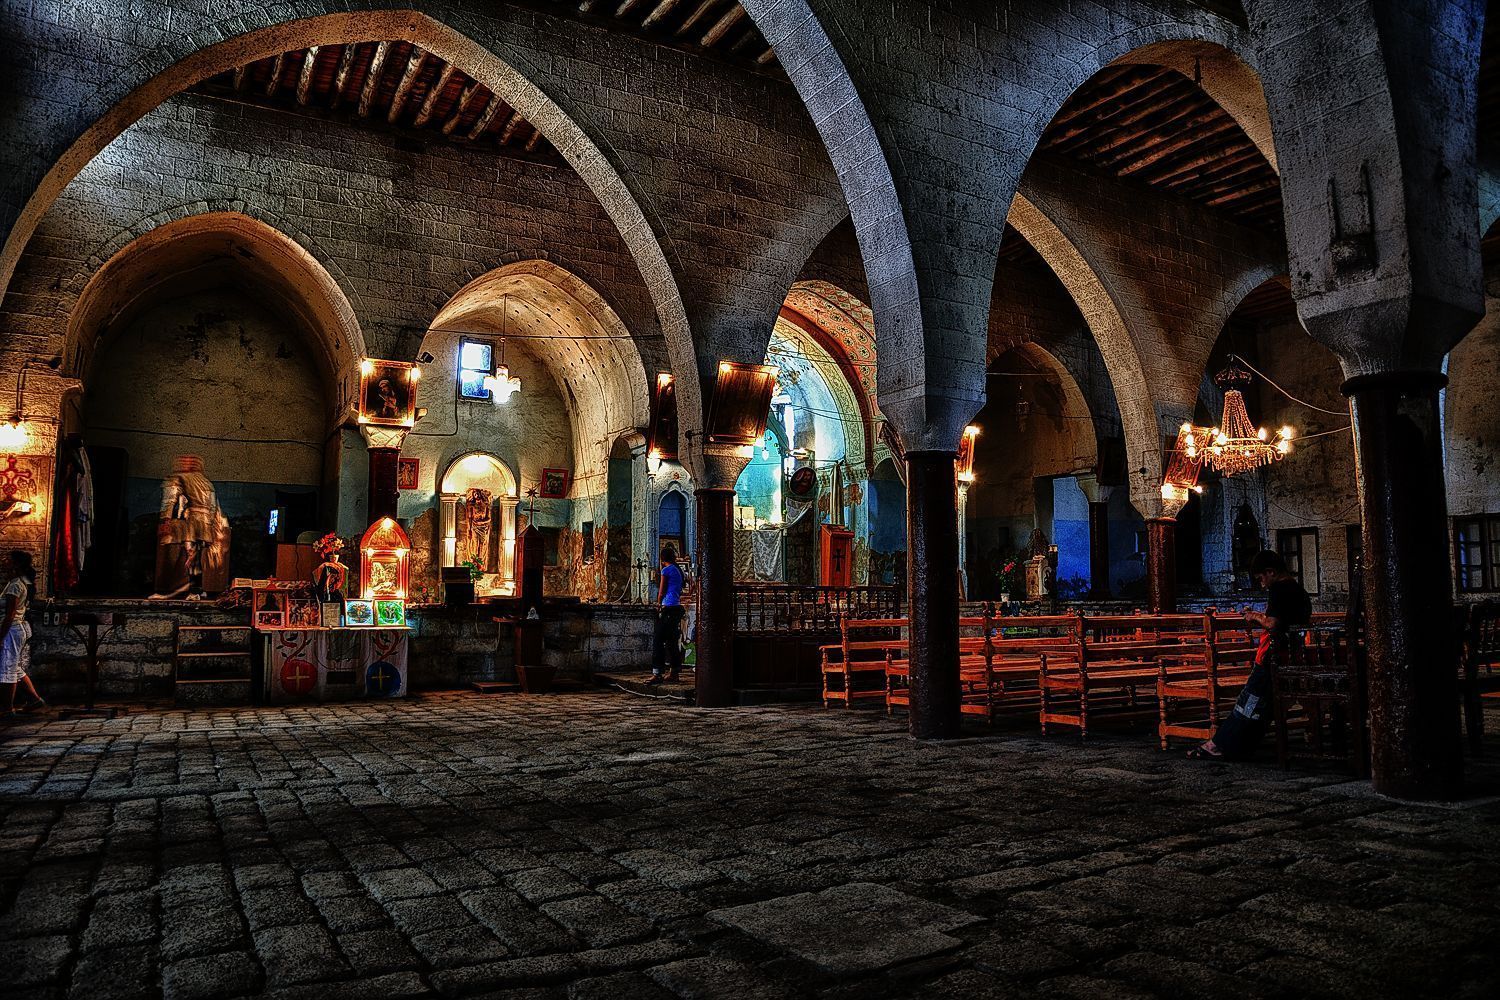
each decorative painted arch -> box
[779,279,881,470]
[66,211,364,419]
[0,9,696,438]
[424,259,650,488]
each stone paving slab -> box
[1,692,1498,999]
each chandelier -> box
[482,295,523,402]
[1183,359,1293,476]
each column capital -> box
[360,425,410,451]
[1074,473,1114,505]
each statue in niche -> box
[461,487,494,572]
[149,455,230,599]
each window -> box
[1277,528,1320,594]
[458,339,494,400]
[581,522,595,564]
[1453,515,1500,592]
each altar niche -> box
[438,453,519,598]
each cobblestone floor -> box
[1,691,1497,999]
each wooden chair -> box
[1272,625,1369,777]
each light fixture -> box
[956,424,980,484]
[483,295,523,403]
[647,448,664,477]
[1188,359,1293,477]
[2,357,62,455]
[0,419,27,453]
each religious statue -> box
[313,533,348,602]
[461,487,493,572]
[149,454,230,599]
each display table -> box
[260,628,409,703]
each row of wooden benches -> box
[820,609,1344,745]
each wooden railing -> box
[730,584,902,691]
[733,584,903,635]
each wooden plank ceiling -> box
[194,42,562,158]
[1035,64,1282,233]
[555,0,776,65]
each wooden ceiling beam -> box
[755,46,777,66]
[1044,82,1191,152]
[702,5,745,47]
[466,93,503,140]
[295,46,320,105]
[1047,85,1199,155]
[1046,67,1171,131]
[642,0,685,30]
[677,0,721,36]
[498,110,527,145]
[232,65,249,91]
[616,0,647,15]
[358,41,391,117]
[388,47,427,124]
[330,43,358,108]
[525,126,546,153]
[263,52,285,97]
[1111,120,1240,176]
[441,82,482,135]
[413,62,457,128]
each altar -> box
[260,627,409,703]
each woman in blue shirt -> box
[648,545,686,684]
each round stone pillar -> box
[1146,518,1176,614]
[906,451,962,740]
[1345,370,1463,800]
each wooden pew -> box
[884,616,991,717]
[821,617,908,708]
[1156,609,1346,749]
[1040,613,1209,738]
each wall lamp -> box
[1,356,63,453]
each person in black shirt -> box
[1190,550,1312,760]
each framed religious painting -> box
[285,598,321,629]
[344,599,375,627]
[358,358,418,428]
[374,599,407,628]
[539,468,570,499]
[397,457,420,491]
[253,589,286,629]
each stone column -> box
[690,446,750,709]
[1077,474,1114,600]
[906,451,961,740]
[1345,370,1462,800]
[1146,518,1176,614]
[360,426,409,524]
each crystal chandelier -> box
[1183,359,1293,477]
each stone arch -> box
[0,9,695,436]
[739,2,1261,454]
[67,210,364,422]
[1005,194,1160,512]
[424,259,649,491]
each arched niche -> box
[438,452,519,597]
[966,343,1099,594]
[66,212,360,592]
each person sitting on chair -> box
[1190,549,1311,760]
